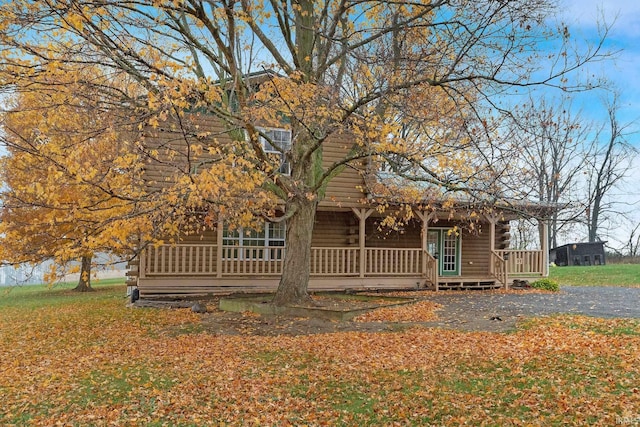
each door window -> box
[442,231,458,274]
[425,229,460,276]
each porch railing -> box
[144,244,217,275]
[365,248,423,275]
[499,249,545,277]
[142,244,546,282]
[310,247,359,276]
[424,252,438,288]
[221,246,284,276]
[490,250,507,287]
[143,244,424,277]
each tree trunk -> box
[588,195,601,243]
[73,255,94,292]
[273,196,318,306]
[538,222,546,252]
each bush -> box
[530,278,560,292]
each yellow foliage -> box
[0,63,147,272]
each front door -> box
[426,229,460,276]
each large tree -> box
[0,64,145,290]
[583,94,636,243]
[503,96,594,249]
[0,0,608,304]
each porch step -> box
[437,280,501,291]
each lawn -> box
[1,281,639,425]
[549,264,640,287]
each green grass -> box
[548,264,640,286]
[0,278,126,308]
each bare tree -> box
[625,222,640,257]
[502,96,594,248]
[583,93,637,243]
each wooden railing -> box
[310,247,359,276]
[143,244,425,277]
[365,248,423,275]
[490,250,507,287]
[144,244,217,275]
[221,246,283,276]
[499,249,544,276]
[424,252,438,288]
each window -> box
[260,128,291,175]
[223,222,286,260]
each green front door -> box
[426,229,460,276]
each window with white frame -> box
[260,128,291,175]
[222,222,286,260]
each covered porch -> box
[132,208,549,297]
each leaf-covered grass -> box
[2,283,639,425]
[549,264,640,286]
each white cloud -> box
[561,0,640,38]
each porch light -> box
[434,252,439,259]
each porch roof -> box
[363,187,560,220]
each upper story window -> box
[260,128,291,175]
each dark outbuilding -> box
[549,242,606,266]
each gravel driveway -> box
[422,286,640,332]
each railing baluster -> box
[160,246,166,274]
[146,245,433,277]
[501,249,545,276]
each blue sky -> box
[560,0,640,127]
[556,0,640,246]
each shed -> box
[549,242,606,266]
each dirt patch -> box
[188,290,536,335]
[145,286,640,336]
[218,292,416,321]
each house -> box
[127,111,553,298]
[549,242,606,266]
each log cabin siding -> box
[365,218,421,248]
[140,115,233,192]
[460,228,490,277]
[362,217,494,277]
[171,210,356,248]
[317,133,368,208]
[311,211,354,246]
[140,114,368,206]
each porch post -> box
[421,216,428,277]
[486,212,508,289]
[540,219,549,277]
[489,219,496,275]
[416,210,437,290]
[485,213,499,275]
[353,208,374,278]
[139,250,146,279]
[216,219,223,278]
